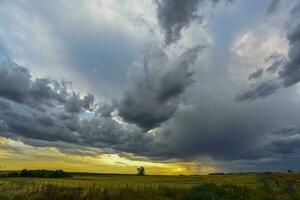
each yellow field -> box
[0,173,300,200]
[0,173,259,189]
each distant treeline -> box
[208,172,269,175]
[69,172,134,176]
[209,170,297,175]
[208,173,226,175]
[1,169,72,178]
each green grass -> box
[0,172,299,199]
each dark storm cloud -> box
[64,94,83,113]
[248,68,263,80]
[278,3,300,87]
[237,2,300,101]
[141,90,300,163]
[0,0,141,99]
[265,52,283,63]
[154,0,231,45]
[0,59,95,110]
[0,60,31,103]
[0,60,153,154]
[266,56,286,73]
[270,126,300,154]
[275,126,300,136]
[144,100,282,161]
[1,56,299,167]
[266,0,280,14]
[271,139,300,154]
[118,46,203,130]
[236,80,280,101]
[82,94,95,111]
[1,0,300,173]
[154,0,202,45]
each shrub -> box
[1,169,72,178]
[180,183,251,200]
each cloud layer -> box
[0,59,153,156]
[154,0,231,45]
[118,46,203,129]
[238,2,300,101]
[1,0,300,172]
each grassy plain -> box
[0,172,300,199]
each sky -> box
[0,0,300,175]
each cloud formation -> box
[265,53,286,73]
[154,0,231,45]
[279,2,300,87]
[118,46,203,129]
[154,0,202,45]
[0,59,153,155]
[236,80,280,101]
[1,48,300,172]
[267,0,281,14]
[248,68,263,80]
[237,2,300,101]
[1,0,300,173]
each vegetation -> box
[137,167,145,176]
[0,172,299,199]
[1,169,71,178]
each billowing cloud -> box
[1,48,300,171]
[266,53,286,73]
[82,94,95,111]
[237,2,300,101]
[0,59,152,155]
[154,0,202,45]
[269,126,300,155]
[279,2,300,87]
[236,80,280,101]
[0,0,152,100]
[154,0,231,45]
[143,89,300,164]
[267,0,281,15]
[118,46,203,129]
[248,68,263,80]
[1,0,300,173]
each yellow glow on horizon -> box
[0,137,218,175]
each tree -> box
[18,169,71,178]
[137,166,145,176]
[20,169,29,177]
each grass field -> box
[1,172,300,199]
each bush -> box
[180,183,251,200]
[1,169,72,178]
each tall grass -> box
[0,173,299,200]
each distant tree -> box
[137,167,145,176]
[17,169,71,178]
[20,169,29,177]
[287,169,293,173]
[6,172,19,177]
[209,173,225,175]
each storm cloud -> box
[279,2,300,87]
[248,68,263,80]
[1,0,300,172]
[237,2,300,101]
[0,59,152,155]
[1,52,300,170]
[154,0,231,45]
[267,0,281,14]
[118,46,203,129]
[236,80,280,101]
[266,53,286,74]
